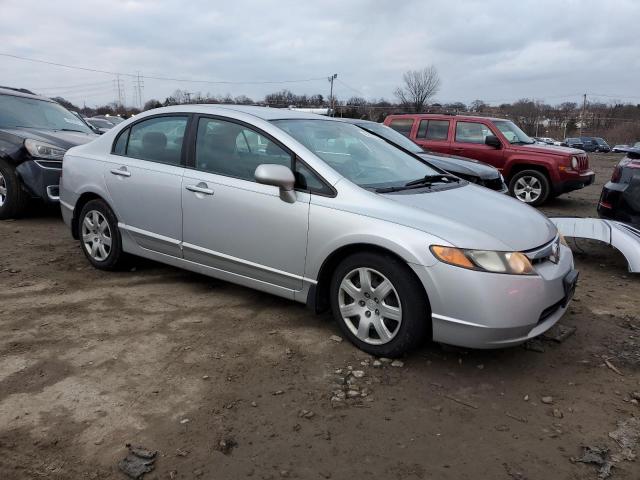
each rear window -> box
[387,118,414,137]
[417,120,449,140]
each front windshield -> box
[273,119,440,189]
[0,94,93,133]
[493,120,534,144]
[355,122,423,153]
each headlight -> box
[24,139,67,161]
[430,245,535,275]
[571,156,579,169]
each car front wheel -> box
[0,158,29,219]
[330,252,429,357]
[509,170,550,206]
[79,199,127,270]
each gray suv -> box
[60,105,577,356]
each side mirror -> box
[255,164,296,203]
[485,135,501,148]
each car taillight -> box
[611,166,622,182]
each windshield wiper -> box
[375,174,460,193]
[58,128,86,133]
[404,174,461,187]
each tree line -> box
[51,65,640,144]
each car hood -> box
[418,152,500,180]
[3,127,97,150]
[379,184,556,251]
[511,143,582,156]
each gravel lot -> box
[1,153,639,479]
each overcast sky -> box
[1,0,639,108]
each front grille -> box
[576,154,589,171]
[524,237,559,265]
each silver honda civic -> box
[60,105,577,357]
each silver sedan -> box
[60,105,577,357]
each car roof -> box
[132,104,338,122]
[0,86,55,103]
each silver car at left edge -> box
[60,105,578,357]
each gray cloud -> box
[1,0,639,107]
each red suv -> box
[384,114,595,205]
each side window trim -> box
[294,156,337,197]
[110,113,192,167]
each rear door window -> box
[387,118,414,137]
[126,116,188,165]
[417,120,450,140]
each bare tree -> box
[394,66,441,112]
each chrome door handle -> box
[110,167,131,177]
[186,183,214,195]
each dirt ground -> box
[1,153,639,480]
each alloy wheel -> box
[82,210,112,261]
[514,176,542,203]
[0,172,6,207]
[338,267,402,345]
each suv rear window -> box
[417,120,449,140]
[387,118,414,137]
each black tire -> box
[329,251,430,357]
[508,169,550,206]
[0,158,30,219]
[78,199,128,270]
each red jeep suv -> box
[384,114,595,205]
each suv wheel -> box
[0,158,29,219]
[509,170,550,206]
[79,199,127,270]
[330,252,429,357]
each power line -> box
[0,52,327,85]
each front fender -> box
[504,157,558,183]
[305,203,448,281]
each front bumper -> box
[15,159,62,203]
[410,244,575,349]
[555,170,595,194]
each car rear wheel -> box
[330,252,429,357]
[0,158,29,219]
[79,199,127,270]
[509,170,550,206]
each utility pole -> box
[133,71,144,109]
[114,74,125,109]
[328,73,337,116]
[579,93,587,136]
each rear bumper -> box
[555,170,595,194]
[598,183,640,226]
[410,244,575,349]
[15,160,62,203]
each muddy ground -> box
[0,153,638,480]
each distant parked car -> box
[598,147,640,226]
[60,105,577,356]
[0,87,97,219]
[87,118,116,134]
[612,144,630,153]
[92,115,124,125]
[562,138,585,150]
[534,137,558,145]
[338,118,507,193]
[383,114,594,206]
[592,137,611,153]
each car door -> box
[413,119,451,154]
[451,120,505,169]
[105,115,188,257]
[181,115,310,292]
